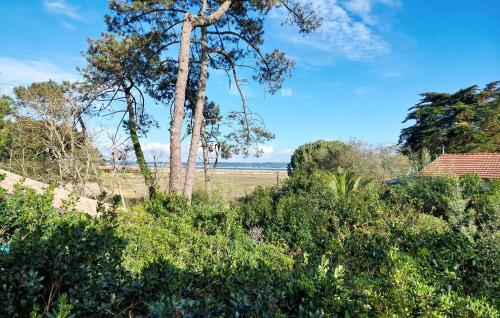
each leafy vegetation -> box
[399,81,500,158]
[0,1,498,315]
[288,140,411,181]
[1,158,498,316]
[0,83,100,190]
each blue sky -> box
[1,0,499,162]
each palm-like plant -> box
[328,168,370,197]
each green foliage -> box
[288,140,359,175]
[236,172,499,316]
[0,95,14,150]
[191,188,227,207]
[399,81,500,157]
[1,171,498,316]
[288,139,411,181]
[0,186,126,316]
[143,192,189,216]
[0,82,100,187]
[328,168,371,197]
[386,175,499,236]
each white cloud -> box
[43,0,82,20]
[0,56,78,95]
[379,0,401,7]
[143,142,170,152]
[345,0,375,24]
[224,145,296,163]
[274,0,398,61]
[344,0,400,25]
[280,87,293,97]
[259,146,274,154]
[136,142,170,162]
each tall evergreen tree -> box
[399,81,500,158]
[106,0,321,196]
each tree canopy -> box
[288,140,358,176]
[0,82,100,189]
[105,0,321,195]
[287,140,410,180]
[399,81,500,158]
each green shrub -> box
[191,188,227,207]
[1,172,498,316]
[287,140,410,181]
[288,140,357,175]
[0,186,127,316]
[143,192,189,216]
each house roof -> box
[421,153,500,179]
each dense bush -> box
[288,140,357,175]
[0,186,127,316]
[288,140,411,181]
[0,172,498,316]
[237,173,499,316]
[385,175,500,236]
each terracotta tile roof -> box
[421,153,500,179]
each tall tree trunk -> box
[201,124,210,190]
[125,88,155,198]
[169,17,193,194]
[168,1,233,195]
[183,25,208,201]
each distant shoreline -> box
[101,162,289,172]
[98,167,288,174]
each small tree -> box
[4,81,99,192]
[288,140,411,181]
[199,100,235,188]
[82,33,160,198]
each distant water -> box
[107,161,288,171]
[193,162,288,171]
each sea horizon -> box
[105,161,289,171]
